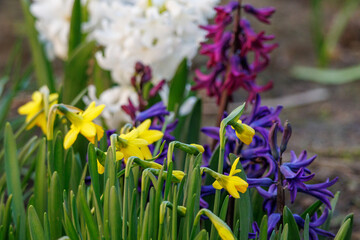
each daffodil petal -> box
[229,157,240,176]
[122,144,144,160]
[121,128,139,140]
[130,138,149,146]
[37,114,48,134]
[226,182,240,198]
[115,151,124,161]
[64,127,80,149]
[95,124,104,140]
[140,146,153,159]
[136,119,151,133]
[97,160,104,174]
[139,130,163,144]
[233,177,248,193]
[82,103,105,121]
[49,93,59,103]
[212,180,223,190]
[18,102,38,115]
[79,122,97,142]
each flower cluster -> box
[90,0,220,85]
[192,1,277,103]
[201,94,338,239]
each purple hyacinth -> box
[192,1,277,103]
[293,209,335,240]
[248,213,281,239]
[257,184,277,215]
[136,102,169,123]
[243,4,276,24]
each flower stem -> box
[276,155,285,216]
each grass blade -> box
[4,123,26,239]
[28,205,45,240]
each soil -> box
[0,0,359,238]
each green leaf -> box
[336,213,353,240]
[280,224,288,240]
[34,138,47,221]
[20,0,55,91]
[78,184,99,240]
[87,143,100,204]
[219,196,229,221]
[185,98,202,144]
[194,229,208,240]
[252,189,265,225]
[28,205,46,240]
[334,217,353,240]
[259,215,268,240]
[49,172,63,239]
[304,214,310,240]
[321,191,340,235]
[1,195,12,240]
[282,206,300,240]
[4,123,26,239]
[109,186,121,240]
[43,212,50,240]
[63,40,96,105]
[53,132,64,189]
[68,0,82,56]
[300,200,322,219]
[292,64,360,84]
[63,203,80,240]
[168,58,188,112]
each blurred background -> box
[1,0,359,237]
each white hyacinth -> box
[30,0,75,60]
[90,0,219,85]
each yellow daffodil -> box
[231,120,255,145]
[197,209,235,240]
[206,211,235,240]
[62,102,105,149]
[18,86,58,134]
[118,119,163,163]
[212,157,248,198]
[136,119,164,157]
[190,144,205,153]
[172,170,185,181]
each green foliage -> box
[63,41,96,105]
[168,58,188,112]
[20,0,55,91]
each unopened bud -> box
[269,122,279,160]
[280,121,292,154]
[135,61,144,73]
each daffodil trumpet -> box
[201,157,249,199]
[230,119,255,145]
[148,168,186,183]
